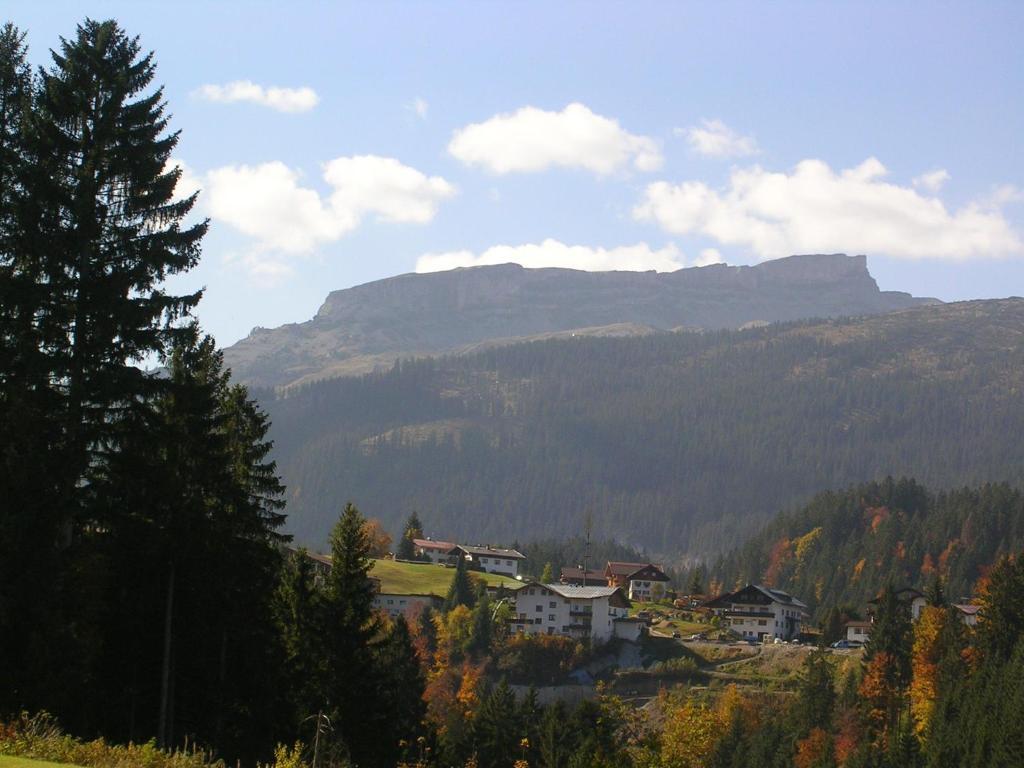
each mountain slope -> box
[225,253,934,388]
[708,478,1024,618]
[259,298,1024,557]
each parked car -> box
[671,630,681,639]
[831,639,856,649]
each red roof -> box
[412,538,457,552]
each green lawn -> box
[0,756,80,768]
[370,558,522,595]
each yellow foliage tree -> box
[659,698,720,767]
[909,605,946,740]
[794,727,833,768]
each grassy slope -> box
[369,558,522,595]
[0,757,80,768]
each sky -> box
[8,1,1024,347]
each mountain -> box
[224,253,935,388]
[258,298,1024,557]
[707,478,1024,618]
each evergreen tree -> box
[32,19,205,521]
[396,511,423,560]
[372,616,427,767]
[469,589,493,657]
[976,554,1024,663]
[323,502,381,766]
[274,549,328,731]
[688,565,706,595]
[445,555,476,611]
[472,680,519,768]
[537,701,572,768]
[791,645,836,736]
[925,576,946,607]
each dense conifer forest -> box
[707,478,1024,618]
[261,299,1024,556]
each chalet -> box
[953,603,981,626]
[559,566,607,587]
[456,544,526,578]
[412,538,459,565]
[604,561,671,602]
[868,587,927,621]
[510,582,641,643]
[704,584,808,641]
[845,620,872,643]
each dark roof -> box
[560,567,606,583]
[458,544,526,559]
[704,584,808,612]
[605,561,668,580]
[868,586,926,604]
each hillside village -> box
[295,532,985,650]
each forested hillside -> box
[707,478,1024,617]
[260,298,1024,556]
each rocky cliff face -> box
[223,253,936,388]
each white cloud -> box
[634,157,1023,261]
[679,119,759,158]
[913,168,951,193]
[195,80,319,113]
[416,239,684,273]
[204,156,455,256]
[449,102,663,175]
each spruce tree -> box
[397,511,424,560]
[445,555,476,611]
[324,502,382,765]
[372,616,427,767]
[32,18,205,524]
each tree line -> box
[705,477,1024,620]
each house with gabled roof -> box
[604,561,670,601]
[703,584,808,641]
[455,544,526,577]
[510,581,641,642]
[412,538,459,565]
[868,586,927,621]
[560,566,607,587]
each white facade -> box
[373,593,441,619]
[511,583,631,643]
[706,584,808,641]
[413,539,457,564]
[459,545,525,577]
[846,622,871,642]
[628,578,666,602]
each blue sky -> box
[9,1,1024,346]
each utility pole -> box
[582,511,592,586]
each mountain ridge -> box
[224,253,937,388]
[260,297,1024,557]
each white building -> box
[704,584,808,641]
[605,562,671,602]
[412,538,459,564]
[457,544,526,578]
[372,592,443,619]
[510,582,640,643]
[845,620,871,643]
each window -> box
[387,599,394,605]
[549,601,557,608]
[548,614,555,622]
[506,559,513,565]
[562,626,569,633]
[518,613,526,621]
[535,605,542,612]
[546,627,554,635]
[758,619,767,626]
[481,557,488,564]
